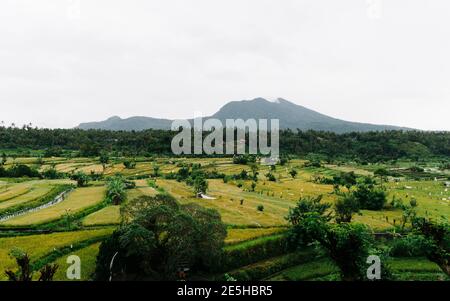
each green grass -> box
[267,258,339,281]
[265,257,448,281]
[224,233,285,252]
[225,228,286,245]
[0,228,113,280]
[52,242,101,281]
[82,206,120,226]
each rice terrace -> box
[0,126,449,282]
[2,1,450,292]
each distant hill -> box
[77,98,411,133]
[77,116,173,131]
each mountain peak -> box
[77,98,411,133]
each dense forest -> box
[0,125,449,162]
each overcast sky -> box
[0,0,449,130]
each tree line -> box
[0,126,449,162]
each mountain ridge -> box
[77,97,412,133]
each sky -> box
[0,0,449,131]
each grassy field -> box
[52,242,101,281]
[0,156,448,281]
[157,179,293,227]
[0,182,32,202]
[266,257,448,281]
[0,180,73,213]
[0,229,113,280]
[0,186,105,226]
[225,227,286,245]
[267,258,339,281]
[82,206,120,226]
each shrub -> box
[106,176,127,205]
[70,171,89,187]
[265,173,276,182]
[95,201,226,280]
[390,235,427,257]
[41,168,64,179]
[123,160,136,169]
[225,250,316,281]
[221,235,290,271]
[334,193,360,223]
[2,164,40,178]
[353,184,387,210]
[257,205,264,212]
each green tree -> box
[411,217,450,276]
[249,163,259,181]
[95,200,226,280]
[106,176,127,205]
[123,160,136,169]
[5,248,58,282]
[265,172,276,182]
[334,193,360,223]
[353,183,387,211]
[289,168,298,179]
[193,176,208,197]
[286,195,331,226]
[1,152,7,166]
[71,171,89,187]
[99,153,109,172]
[152,163,161,177]
[374,168,389,186]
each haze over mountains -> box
[77,98,411,133]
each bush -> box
[232,155,256,165]
[225,250,316,281]
[42,168,64,179]
[257,205,264,212]
[70,171,89,187]
[95,201,227,280]
[220,235,290,271]
[265,173,276,182]
[123,160,136,169]
[0,164,40,178]
[353,184,387,210]
[390,235,427,257]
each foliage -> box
[334,193,360,223]
[0,127,449,162]
[193,175,208,196]
[221,235,290,271]
[374,168,389,185]
[411,217,450,276]
[70,171,89,187]
[286,195,331,226]
[41,167,64,179]
[232,155,256,165]
[123,160,136,169]
[106,175,127,205]
[0,164,40,178]
[99,153,109,171]
[289,168,298,179]
[265,172,276,182]
[5,248,58,281]
[389,235,427,257]
[352,183,387,211]
[95,200,226,280]
[257,205,264,212]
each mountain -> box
[77,116,173,131]
[77,98,411,133]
